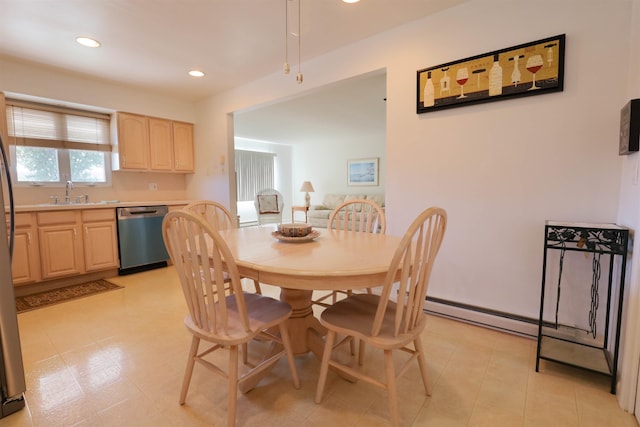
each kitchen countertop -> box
[9,200,195,213]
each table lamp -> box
[300,181,315,207]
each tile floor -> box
[0,266,637,426]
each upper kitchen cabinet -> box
[148,117,173,171]
[114,112,150,170]
[112,112,194,173]
[172,121,194,172]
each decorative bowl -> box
[277,223,313,237]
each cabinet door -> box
[7,213,40,285]
[149,117,173,171]
[83,221,119,271]
[117,113,149,170]
[11,227,41,285]
[173,121,194,172]
[39,225,84,279]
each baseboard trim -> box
[424,296,539,339]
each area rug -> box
[15,280,123,313]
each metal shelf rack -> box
[535,221,629,394]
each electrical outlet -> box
[149,183,158,191]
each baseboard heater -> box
[423,296,539,339]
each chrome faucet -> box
[65,180,73,204]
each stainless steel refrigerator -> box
[0,134,26,417]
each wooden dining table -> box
[216,224,403,359]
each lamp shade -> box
[299,181,314,192]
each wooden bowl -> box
[277,223,313,237]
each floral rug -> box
[15,280,123,313]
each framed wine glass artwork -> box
[416,34,565,114]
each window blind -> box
[6,100,111,152]
[235,150,275,202]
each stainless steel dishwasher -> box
[116,205,170,275]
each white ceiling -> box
[0,0,466,144]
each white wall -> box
[291,138,386,207]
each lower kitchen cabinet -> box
[8,213,41,285]
[82,209,119,271]
[38,211,84,280]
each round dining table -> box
[217,224,403,358]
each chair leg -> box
[384,349,400,427]
[228,345,239,427]
[278,322,300,389]
[242,342,248,365]
[358,339,366,365]
[179,336,200,405]
[315,330,336,404]
[252,279,262,295]
[414,338,432,396]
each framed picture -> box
[619,99,640,155]
[417,34,565,113]
[348,158,379,186]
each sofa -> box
[308,193,385,228]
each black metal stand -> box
[535,221,629,394]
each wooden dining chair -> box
[315,207,447,427]
[184,200,261,295]
[162,210,300,427]
[312,198,386,308]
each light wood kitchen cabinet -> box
[149,117,173,171]
[115,112,150,170]
[81,209,119,271]
[37,211,84,280]
[7,213,41,285]
[173,121,194,172]
[114,112,194,173]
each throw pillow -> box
[258,194,279,214]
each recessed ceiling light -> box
[342,0,360,3]
[75,37,101,48]
[188,70,205,77]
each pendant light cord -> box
[283,0,290,74]
[296,0,303,83]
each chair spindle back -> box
[328,199,386,234]
[163,210,250,337]
[373,207,446,337]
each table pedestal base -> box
[280,288,327,358]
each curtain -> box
[235,150,275,202]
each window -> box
[6,100,112,186]
[235,150,275,201]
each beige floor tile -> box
[0,266,635,427]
